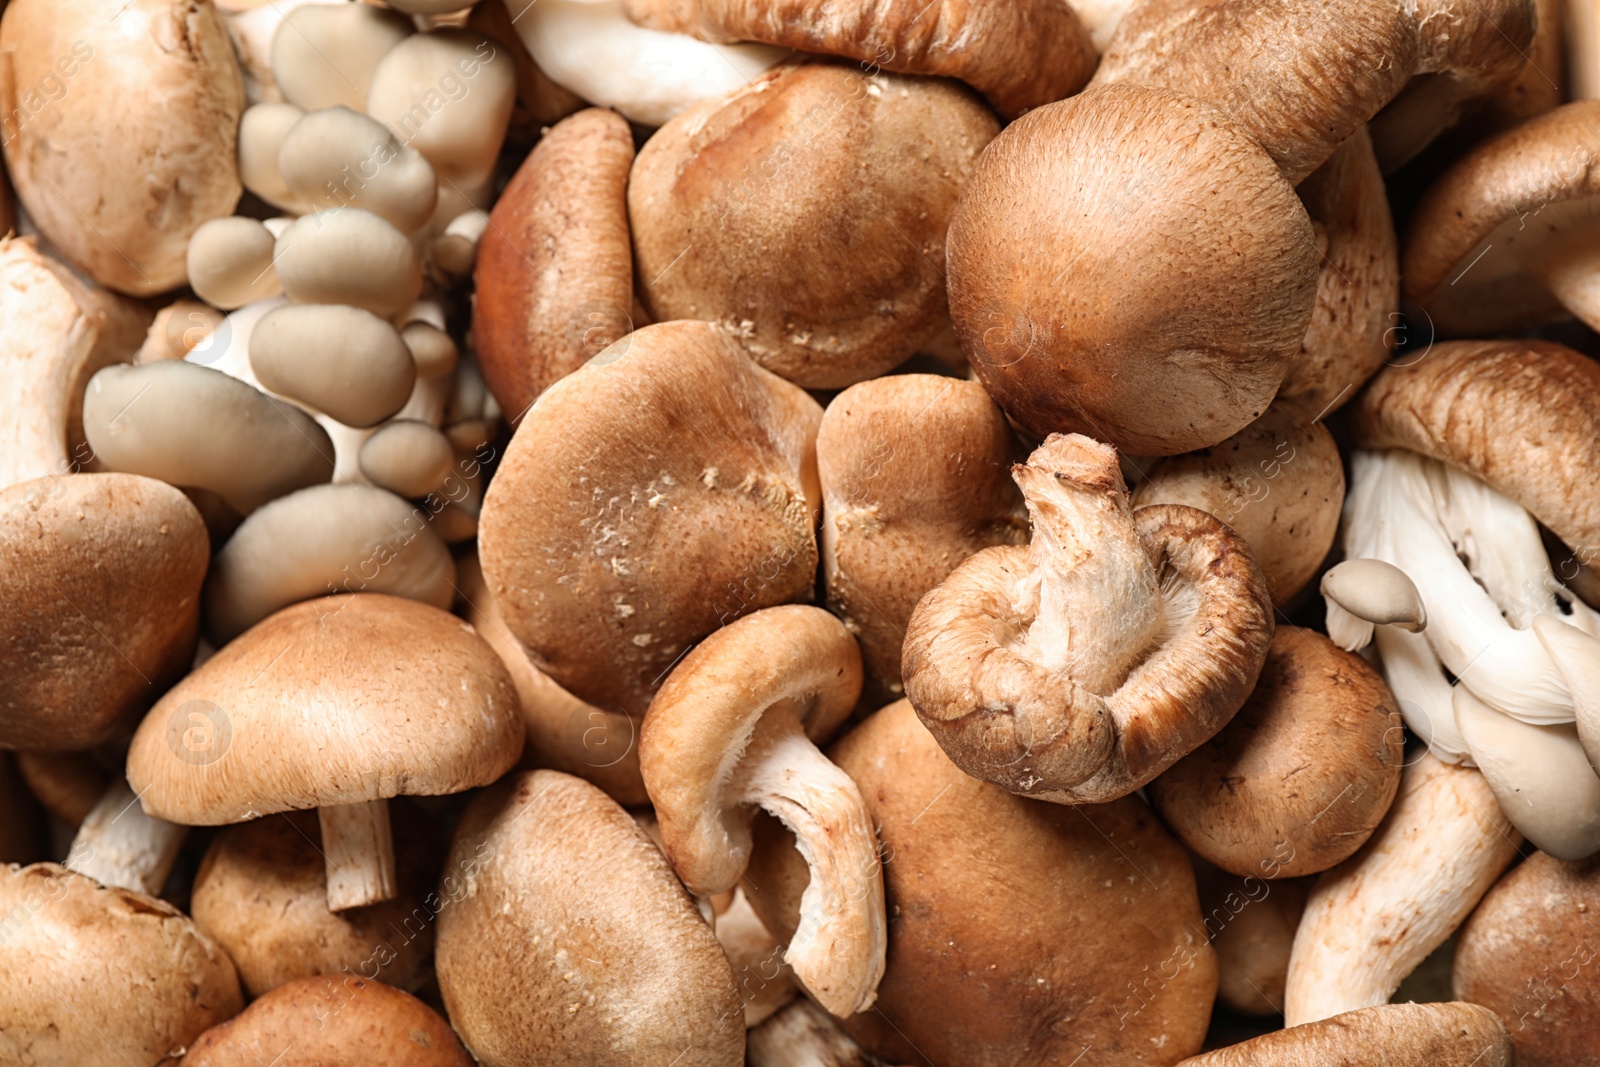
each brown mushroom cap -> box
[1453,850,1600,1065]
[947,84,1319,455]
[746,699,1217,1067]
[818,374,1026,695]
[1177,1002,1513,1066]
[478,319,823,718]
[436,770,744,1066]
[180,975,470,1067]
[1149,627,1404,878]
[189,806,440,998]
[126,594,522,824]
[630,62,998,389]
[0,473,208,751]
[1194,861,1311,1017]
[474,107,635,424]
[0,753,44,863]
[0,863,243,1064]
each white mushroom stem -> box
[747,997,879,1067]
[730,718,886,1017]
[1320,558,1427,652]
[64,780,188,895]
[1535,614,1600,768]
[714,888,797,1029]
[1373,623,1471,762]
[1528,230,1600,333]
[319,798,398,911]
[1283,753,1522,1026]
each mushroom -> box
[629,62,999,389]
[0,474,208,751]
[180,975,470,1066]
[431,209,488,278]
[401,320,460,380]
[1574,0,1600,99]
[946,84,1320,454]
[477,319,823,718]
[186,217,284,310]
[189,806,439,997]
[249,303,418,427]
[1453,849,1600,1065]
[466,0,586,141]
[715,888,796,1029]
[238,101,310,212]
[0,0,245,295]
[1176,1002,1513,1066]
[1194,860,1311,1017]
[473,108,635,423]
[902,433,1274,803]
[641,605,885,1016]
[745,699,1217,1066]
[817,374,1026,697]
[0,863,242,1065]
[126,594,522,912]
[271,3,413,113]
[747,999,880,1067]
[275,106,438,232]
[0,753,44,864]
[1149,626,1404,878]
[435,769,745,1066]
[1404,100,1600,335]
[62,777,189,896]
[358,420,457,498]
[1132,402,1345,603]
[12,750,110,829]
[272,208,423,317]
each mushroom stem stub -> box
[320,798,398,911]
[64,779,188,895]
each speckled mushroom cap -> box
[474,108,636,424]
[1177,1002,1513,1066]
[0,0,244,295]
[436,770,744,1067]
[0,863,243,1064]
[1453,851,1600,1066]
[125,594,522,824]
[902,434,1274,803]
[0,473,208,751]
[180,975,471,1067]
[629,62,998,389]
[1403,101,1600,335]
[1349,339,1600,560]
[1149,626,1403,878]
[622,0,1095,118]
[478,319,823,718]
[817,374,1026,694]
[946,84,1319,455]
[744,699,1217,1067]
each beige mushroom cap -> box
[0,473,208,751]
[0,863,243,1064]
[249,303,418,428]
[1178,1002,1512,1066]
[947,84,1319,455]
[126,594,522,825]
[271,3,413,113]
[436,770,744,1067]
[478,319,823,718]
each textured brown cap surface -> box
[1178,1001,1513,1066]
[1195,862,1310,1017]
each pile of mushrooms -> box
[3,0,1600,1063]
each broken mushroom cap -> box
[0,0,245,295]
[947,84,1319,455]
[0,863,242,1063]
[436,770,745,1066]
[0,474,208,750]
[473,107,635,423]
[818,374,1026,695]
[478,318,823,718]
[1178,1002,1513,1066]
[1194,860,1310,1017]
[630,62,998,389]
[187,217,284,311]
[641,605,883,1016]
[273,208,424,317]
[248,303,417,428]
[903,433,1274,803]
[1133,402,1345,603]
[270,3,413,112]
[180,975,470,1066]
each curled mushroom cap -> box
[436,770,745,1066]
[181,975,470,1067]
[0,0,245,295]
[947,85,1319,454]
[479,319,823,717]
[0,863,243,1064]
[903,433,1274,803]
[271,3,413,112]
[473,107,635,423]
[249,303,417,428]
[642,605,883,1016]
[276,106,438,232]
[273,208,424,316]
[818,374,1026,694]
[1178,1002,1512,1066]
[1133,402,1344,603]
[0,474,208,750]
[630,62,998,389]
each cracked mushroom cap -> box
[630,62,998,389]
[1178,1002,1512,1066]
[947,84,1319,455]
[436,770,744,1067]
[478,319,823,718]
[1404,101,1600,335]
[0,863,243,1065]
[1149,626,1404,878]
[0,473,208,751]
[902,433,1274,803]
[126,594,522,825]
